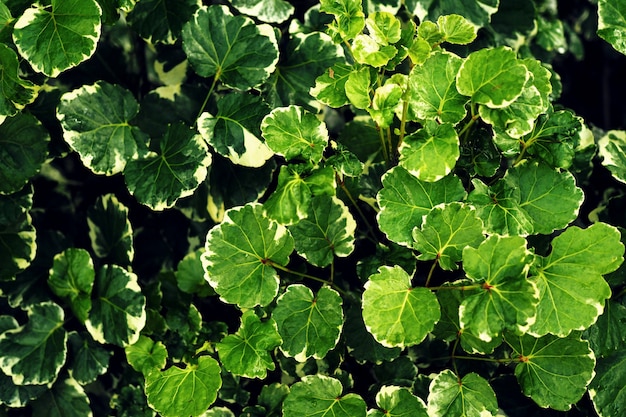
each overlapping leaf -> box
[30,377,92,417]
[217,310,282,378]
[353,34,397,67]
[320,0,365,41]
[369,385,428,417]
[125,335,168,376]
[362,265,440,348]
[310,63,352,107]
[427,370,498,417]
[529,223,624,337]
[345,67,372,109]
[437,14,477,44]
[597,0,626,55]
[57,81,149,176]
[599,130,626,184]
[0,44,38,122]
[584,299,626,357]
[202,204,294,308]
[231,0,294,23]
[12,0,102,77]
[589,349,626,417]
[127,0,199,44]
[87,194,133,266]
[67,331,110,385]
[182,5,279,90]
[48,248,94,323]
[273,285,343,361]
[175,249,213,296]
[368,83,403,128]
[0,187,36,281]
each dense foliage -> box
[2,0,626,416]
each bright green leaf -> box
[48,248,94,324]
[589,349,626,417]
[368,83,403,128]
[597,0,626,55]
[127,0,199,44]
[30,377,92,417]
[427,370,498,417]
[217,310,282,378]
[202,203,294,308]
[125,335,167,376]
[282,374,366,417]
[362,265,440,348]
[87,194,133,266]
[231,0,294,24]
[310,63,352,108]
[366,11,402,45]
[456,46,529,108]
[12,0,101,77]
[198,92,273,168]
[57,81,149,176]
[399,121,460,182]
[67,331,110,385]
[175,249,213,296]
[599,130,626,184]
[263,165,312,225]
[507,333,596,411]
[0,302,67,385]
[377,167,466,246]
[343,303,402,364]
[0,43,38,122]
[124,123,211,211]
[182,5,279,90]
[412,202,484,270]
[273,284,343,361]
[261,105,329,163]
[530,223,624,337]
[345,67,372,110]
[352,34,397,67]
[407,35,431,65]
[320,0,365,41]
[85,265,146,347]
[370,385,428,417]
[437,14,477,44]
[145,356,222,417]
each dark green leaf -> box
[30,377,92,417]
[232,0,294,24]
[67,331,110,384]
[87,194,133,266]
[0,43,38,121]
[127,0,199,44]
[589,349,626,417]
[48,248,94,323]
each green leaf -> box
[145,356,222,417]
[127,0,199,44]
[273,284,343,361]
[231,0,294,24]
[48,248,94,324]
[175,249,213,296]
[362,265,440,348]
[589,349,626,417]
[87,194,133,266]
[320,0,365,41]
[599,130,626,184]
[456,46,529,108]
[0,188,36,281]
[125,335,167,376]
[289,196,356,267]
[282,374,366,417]
[217,310,282,378]
[399,121,460,182]
[377,167,465,246]
[198,92,273,168]
[67,331,110,384]
[369,385,428,417]
[345,67,372,110]
[352,34,397,67]
[124,123,211,211]
[57,81,149,176]
[0,302,67,385]
[182,5,279,90]
[584,299,626,357]
[530,223,624,337]
[597,0,626,55]
[12,0,101,77]
[366,11,402,45]
[0,43,38,122]
[460,235,538,342]
[507,333,596,411]
[85,265,146,347]
[368,83,403,128]
[427,370,499,417]
[310,63,352,108]
[424,0,499,29]
[438,14,477,44]
[0,113,49,195]
[407,50,468,124]
[412,202,484,270]
[30,377,92,417]
[261,105,329,163]
[343,303,401,364]
[263,165,312,225]
[202,203,294,308]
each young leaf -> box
[599,130,626,184]
[261,105,329,163]
[48,248,94,324]
[352,34,397,67]
[217,310,282,378]
[289,196,356,267]
[310,63,352,108]
[0,43,38,122]
[368,83,403,128]
[377,167,465,246]
[145,356,222,417]
[67,331,110,385]
[319,0,365,41]
[345,67,372,110]
[369,385,428,417]
[282,374,366,417]
[427,370,498,417]
[175,249,213,296]
[366,11,402,45]
[124,123,211,211]
[412,202,484,270]
[30,377,92,417]
[362,265,440,348]
[12,0,101,77]
[589,349,626,417]
[231,0,294,24]
[202,203,294,308]
[530,223,624,337]
[0,302,67,385]
[273,284,343,361]
[127,0,199,44]
[182,5,279,90]
[456,46,529,108]
[407,50,468,124]
[198,92,273,168]
[437,14,477,44]
[85,265,146,347]
[0,113,49,195]
[507,333,596,411]
[57,81,149,176]
[125,335,168,377]
[87,194,134,266]
[399,121,460,182]
[597,0,626,55]
[460,235,538,342]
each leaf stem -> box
[378,124,390,165]
[267,260,347,296]
[425,259,438,287]
[336,172,379,244]
[194,74,220,125]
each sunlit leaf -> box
[310,63,352,107]
[345,67,372,110]
[0,44,38,122]
[437,14,477,44]
[231,0,294,23]
[125,335,167,376]
[366,11,401,45]
[352,34,397,67]
[369,385,428,417]
[320,0,365,41]
[48,248,94,323]
[368,83,403,128]
[597,0,626,55]
[427,370,498,417]
[599,129,626,184]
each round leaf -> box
[202,203,294,308]
[30,377,92,417]
[320,0,365,41]
[366,11,402,45]
[352,34,397,67]
[0,43,38,121]
[125,335,168,377]
[58,81,149,176]
[599,130,626,184]
[127,0,199,44]
[67,331,110,385]
[48,248,94,324]
[437,14,477,44]
[145,356,222,417]
[310,63,352,108]
[273,284,343,361]
[231,0,294,24]
[87,194,133,266]
[427,370,498,417]
[370,385,428,417]
[362,265,440,348]
[182,5,279,90]
[589,349,626,417]
[12,0,101,77]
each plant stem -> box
[337,173,379,244]
[267,259,347,296]
[378,124,390,165]
[425,259,438,287]
[194,74,220,124]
